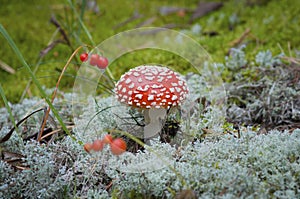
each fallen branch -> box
[189,2,223,23]
[113,11,142,29]
[50,15,71,47]
[136,16,157,28]
[229,28,251,47]
[39,39,65,58]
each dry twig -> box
[0,59,15,74]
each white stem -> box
[144,108,167,139]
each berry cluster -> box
[84,134,127,155]
[80,52,109,69]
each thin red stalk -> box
[37,46,84,142]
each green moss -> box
[1,0,300,105]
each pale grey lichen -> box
[1,49,300,198]
[226,48,300,129]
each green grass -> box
[0,24,77,144]
[0,0,300,105]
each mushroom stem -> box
[143,108,167,139]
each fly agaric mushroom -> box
[114,65,188,139]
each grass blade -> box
[0,24,80,144]
[67,0,116,82]
[0,84,19,134]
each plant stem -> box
[67,0,116,83]
[0,24,80,144]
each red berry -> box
[110,138,126,155]
[97,56,109,69]
[103,134,113,144]
[92,139,104,151]
[80,53,88,62]
[90,54,100,66]
[84,143,93,153]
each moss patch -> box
[0,0,300,105]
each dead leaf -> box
[175,189,197,199]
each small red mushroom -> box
[114,65,188,139]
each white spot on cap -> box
[178,81,183,86]
[152,84,163,88]
[128,90,133,95]
[145,76,155,81]
[171,83,178,87]
[137,85,149,92]
[138,78,143,83]
[170,88,175,93]
[122,87,126,93]
[125,78,132,84]
[133,72,140,77]
[167,75,173,79]
[148,95,154,101]
[151,102,156,106]
[166,95,170,98]
[175,87,182,92]
[117,84,122,90]
[155,105,161,109]
[152,70,158,75]
[128,83,135,89]
[171,95,178,101]
[135,94,143,99]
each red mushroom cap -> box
[115,65,188,109]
